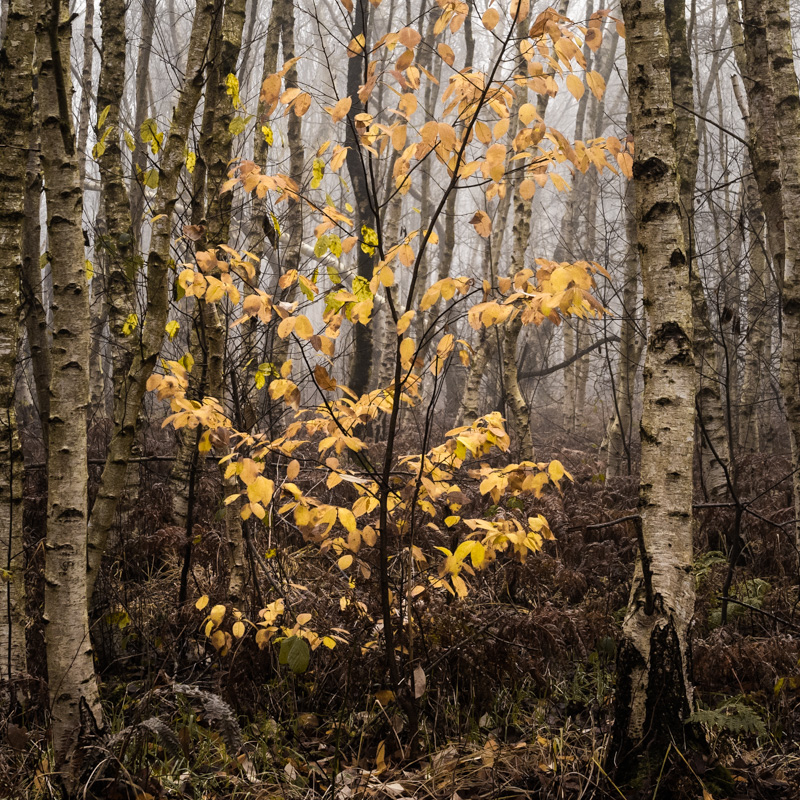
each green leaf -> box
[124,130,136,151]
[142,168,159,189]
[314,235,329,258]
[140,118,163,154]
[327,264,342,285]
[352,275,373,301]
[328,234,342,258]
[311,158,325,189]
[279,635,310,674]
[229,115,253,136]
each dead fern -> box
[173,683,244,753]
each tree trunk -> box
[242,0,283,431]
[762,0,800,569]
[501,34,534,460]
[21,107,51,452]
[86,0,215,601]
[607,181,641,478]
[202,0,247,601]
[129,0,156,250]
[345,0,375,396]
[0,0,37,706]
[609,0,699,780]
[665,0,730,501]
[736,0,786,287]
[730,76,769,452]
[76,0,94,186]
[39,2,103,789]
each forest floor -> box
[3,426,800,799]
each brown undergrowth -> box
[2,428,799,799]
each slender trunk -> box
[0,0,37,705]
[20,93,50,450]
[345,0,375,396]
[87,0,138,588]
[607,181,641,478]
[610,0,699,778]
[731,76,769,452]
[762,0,800,568]
[86,0,215,601]
[76,0,94,186]
[736,0,786,287]
[501,22,534,460]
[666,0,730,500]
[378,192,403,391]
[242,0,283,431]
[40,2,103,789]
[203,0,247,601]
[457,194,510,426]
[129,0,156,250]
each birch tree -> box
[610,0,699,779]
[0,0,37,705]
[39,1,103,789]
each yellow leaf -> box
[399,337,415,366]
[548,460,565,482]
[195,595,209,611]
[327,96,352,121]
[296,612,312,625]
[232,620,246,638]
[566,74,584,100]
[338,554,354,569]
[209,604,226,627]
[294,314,314,339]
[322,636,337,649]
[451,573,469,598]
[247,475,275,506]
[165,320,180,340]
[518,103,538,126]
[396,310,415,335]
[286,459,300,480]
[277,316,296,338]
[122,312,139,336]
[339,507,357,533]
[586,70,606,100]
